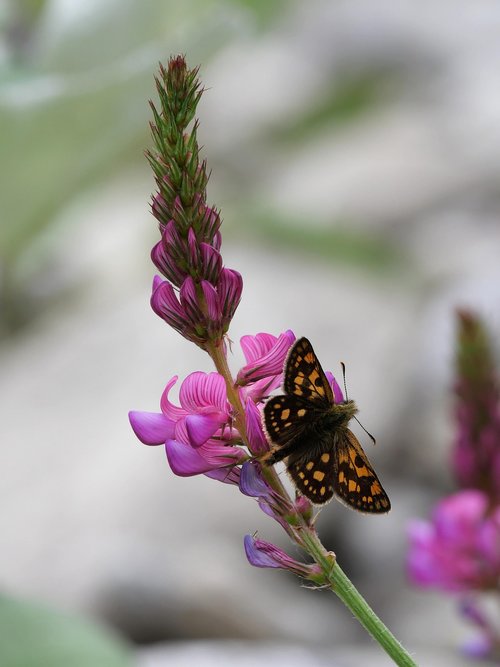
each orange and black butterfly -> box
[262,337,391,513]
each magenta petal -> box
[434,490,486,543]
[187,227,201,266]
[200,243,222,282]
[129,410,175,445]
[245,400,268,454]
[163,219,183,250]
[179,371,228,412]
[239,461,271,497]
[201,280,222,321]
[217,268,243,319]
[244,535,314,577]
[151,280,187,328]
[238,330,295,384]
[152,275,163,292]
[326,371,344,403]
[160,375,186,420]
[205,466,241,485]
[185,412,226,447]
[179,277,201,324]
[197,440,247,467]
[241,332,279,364]
[242,375,282,403]
[244,534,282,569]
[151,242,186,286]
[166,439,222,476]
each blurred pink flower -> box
[407,490,500,593]
[452,310,500,501]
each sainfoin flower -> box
[130,371,246,477]
[452,310,500,501]
[407,490,500,592]
[129,330,295,477]
[244,534,323,581]
[408,310,500,661]
[145,56,242,349]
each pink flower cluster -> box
[129,330,295,479]
[407,311,500,660]
[408,490,500,593]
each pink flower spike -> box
[238,330,295,385]
[128,410,175,445]
[185,412,226,447]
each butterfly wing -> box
[286,444,336,504]
[263,395,311,446]
[333,429,391,514]
[284,338,333,407]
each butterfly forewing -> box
[334,429,391,514]
[284,338,333,407]
[263,394,312,447]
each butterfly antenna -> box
[340,361,349,400]
[353,417,377,445]
[342,362,377,445]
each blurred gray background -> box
[1,1,500,665]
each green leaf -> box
[0,595,133,667]
[250,212,404,273]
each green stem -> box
[206,339,416,665]
[206,340,248,442]
[302,530,418,667]
[206,339,298,509]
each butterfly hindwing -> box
[284,338,333,407]
[287,445,335,504]
[334,429,391,514]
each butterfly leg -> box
[261,439,302,465]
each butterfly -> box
[262,337,391,513]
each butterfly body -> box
[262,337,391,514]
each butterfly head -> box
[328,398,358,427]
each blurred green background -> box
[1,1,500,665]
